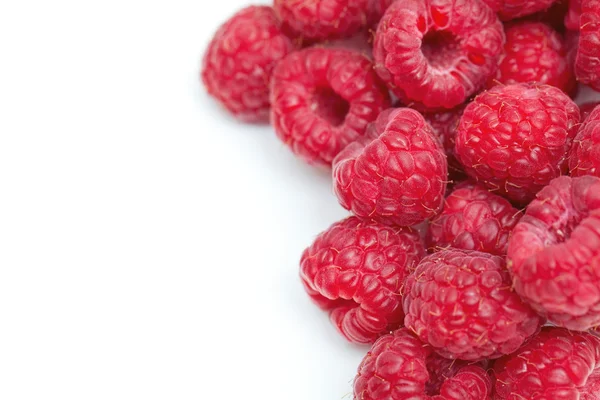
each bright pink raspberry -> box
[273,0,368,42]
[488,22,575,94]
[423,105,466,179]
[372,0,504,110]
[493,327,600,399]
[427,182,521,255]
[403,249,542,361]
[333,108,448,227]
[300,216,425,344]
[353,328,492,399]
[570,104,600,177]
[482,0,558,20]
[455,83,580,205]
[201,6,295,122]
[271,47,390,165]
[575,0,600,91]
[507,175,600,331]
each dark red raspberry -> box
[570,104,600,177]
[372,0,504,110]
[353,328,492,400]
[423,105,466,179]
[575,0,600,91]
[300,216,425,344]
[493,327,600,399]
[507,175,600,331]
[333,108,448,227]
[427,182,521,255]
[403,249,542,361]
[525,0,569,32]
[565,0,582,30]
[271,48,390,165]
[488,22,575,94]
[455,83,580,205]
[579,100,600,121]
[482,0,558,20]
[273,0,368,42]
[201,6,295,122]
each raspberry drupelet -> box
[333,108,448,227]
[372,0,504,110]
[570,104,600,177]
[427,182,521,255]
[507,175,600,331]
[353,328,492,400]
[201,6,295,122]
[300,216,425,344]
[271,47,390,165]
[493,327,600,399]
[403,249,542,361]
[454,83,580,205]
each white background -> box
[0,0,367,399]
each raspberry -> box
[270,48,390,165]
[367,0,396,27]
[580,101,600,121]
[372,0,504,110]
[455,83,580,205]
[273,0,368,42]
[565,0,582,30]
[300,216,425,344]
[427,182,521,255]
[575,0,600,91]
[526,0,569,32]
[333,108,448,227]
[488,22,575,94]
[423,105,466,179]
[482,0,558,20]
[493,327,600,399]
[201,6,295,122]
[353,328,492,399]
[403,249,542,361]
[507,175,600,331]
[570,104,600,177]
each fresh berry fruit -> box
[367,0,396,27]
[372,0,504,110]
[570,104,600,177]
[201,6,295,122]
[427,182,521,255]
[271,47,390,165]
[565,0,582,30]
[493,327,600,399]
[482,0,558,20]
[300,216,425,344]
[575,0,600,90]
[455,83,580,205]
[423,106,466,179]
[273,0,368,42]
[353,328,492,399]
[488,21,575,94]
[403,249,542,361]
[579,100,600,121]
[507,175,600,331]
[333,108,448,227]
[526,0,569,32]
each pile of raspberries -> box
[202,0,600,398]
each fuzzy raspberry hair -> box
[507,175,600,331]
[300,217,425,344]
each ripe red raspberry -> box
[427,182,521,255]
[423,106,466,179]
[526,0,570,32]
[273,0,368,42]
[493,327,600,399]
[201,6,295,122]
[565,0,582,30]
[482,0,558,20]
[300,216,425,344]
[508,175,600,331]
[271,48,390,165]
[455,83,580,205]
[333,108,448,227]
[353,328,492,400]
[488,22,575,94]
[579,100,600,121]
[372,0,504,110]
[570,104,600,177]
[403,249,542,361]
[575,0,600,91]
[367,0,396,27]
